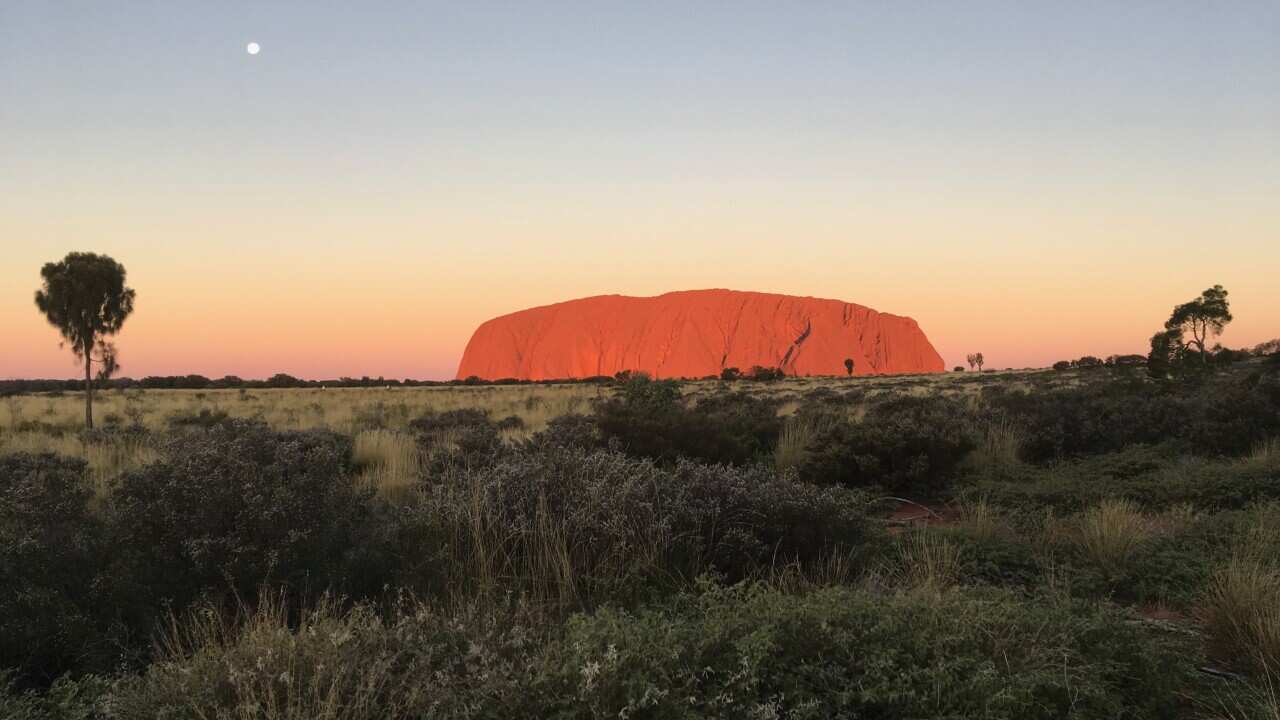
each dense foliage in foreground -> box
[3,360,1280,718]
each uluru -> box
[456,289,945,380]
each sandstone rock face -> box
[455,289,945,380]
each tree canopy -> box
[34,252,136,428]
[1164,285,1231,362]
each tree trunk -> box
[84,352,94,430]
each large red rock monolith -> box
[456,289,944,380]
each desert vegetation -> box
[4,351,1280,718]
[6,263,1280,716]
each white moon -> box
[246,42,260,55]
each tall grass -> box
[0,430,156,497]
[352,430,419,501]
[1076,498,1150,573]
[956,495,1003,541]
[120,593,443,720]
[887,531,962,593]
[970,413,1024,471]
[1199,558,1280,681]
[773,415,817,473]
[1245,437,1280,471]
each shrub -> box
[103,582,1196,720]
[419,447,874,606]
[0,672,108,719]
[972,448,1280,516]
[556,583,1192,719]
[594,377,781,465]
[165,406,230,429]
[745,365,786,381]
[0,454,101,685]
[104,421,371,631]
[985,373,1280,461]
[797,395,975,493]
[107,595,536,720]
[530,412,600,450]
[409,407,502,458]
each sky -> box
[2,1,1277,380]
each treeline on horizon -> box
[0,365,781,395]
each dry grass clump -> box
[974,414,1024,470]
[956,495,1003,541]
[352,429,420,500]
[886,531,962,593]
[1199,558,1280,681]
[1076,498,1151,573]
[0,430,157,497]
[0,384,605,437]
[1244,437,1280,471]
[116,594,455,720]
[774,414,817,473]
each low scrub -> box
[418,446,874,608]
[0,454,100,685]
[103,421,372,635]
[594,376,782,465]
[797,395,975,493]
[96,583,1194,719]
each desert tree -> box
[34,252,136,429]
[843,358,855,376]
[1146,328,1183,379]
[966,353,985,372]
[1164,284,1231,364]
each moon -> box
[246,42,260,55]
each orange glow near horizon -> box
[3,4,1277,379]
[5,199,1278,380]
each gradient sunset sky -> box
[3,2,1277,380]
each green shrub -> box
[985,373,1280,462]
[972,447,1280,516]
[164,406,231,429]
[102,583,1196,719]
[409,407,503,460]
[798,395,974,493]
[103,421,371,633]
[594,376,782,465]
[943,527,1046,590]
[107,596,537,720]
[0,672,108,720]
[530,413,599,450]
[420,447,874,606]
[0,454,101,685]
[556,583,1192,719]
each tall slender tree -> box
[34,252,136,429]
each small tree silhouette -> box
[1164,285,1232,364]
[843,358,854,376]
[34,252,135,429]
[966,353,985,372]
